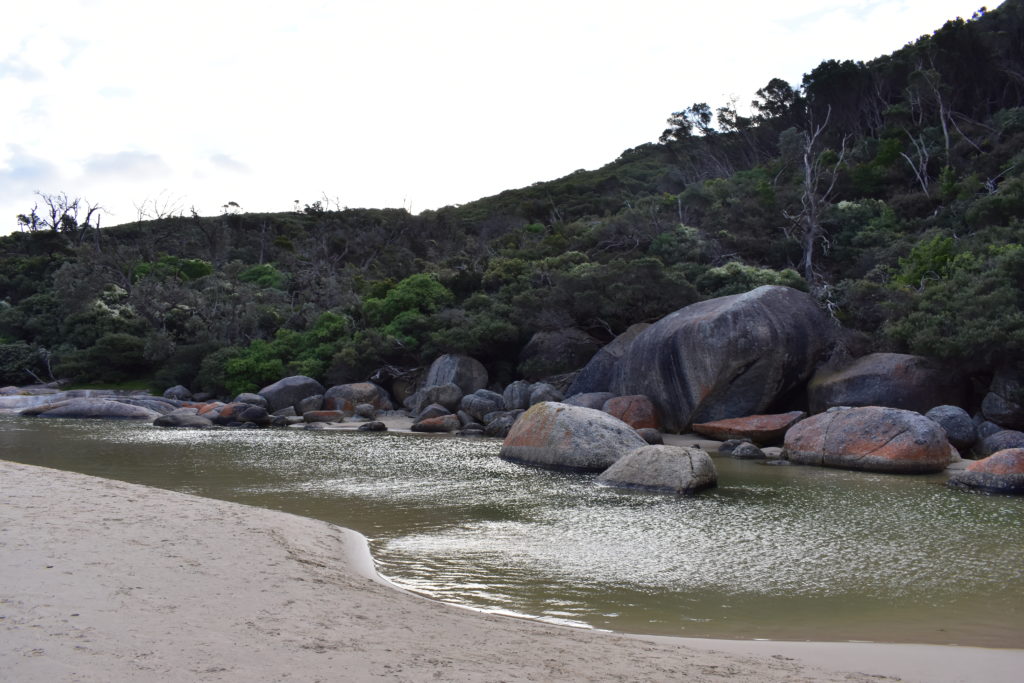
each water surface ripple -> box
[2,416,1021,646]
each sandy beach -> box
[2,460,1021,682]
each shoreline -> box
[2,460,1022,682]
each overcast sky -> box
[0,0,989,233]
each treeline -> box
[1,1,1023,402]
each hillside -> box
[1,0,1023,403]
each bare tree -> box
[781,107,848,281]
[901,130,932,195]
[134,191,184,221]
[17,191,103,244]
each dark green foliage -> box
[2,1,1023,390]
[54,332,152,384]
[695,263,806,298]
[0,342,47,385]
[237,263,286,289]
[885,244,1024,368]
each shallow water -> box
[2,416,1022,646]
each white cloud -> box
[0,0,990,233]
[0,146,61,204]
[83,151,170,180]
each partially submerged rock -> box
[783,406,951,474]
[692,411,805,445]
[597,445,717,494]
[23,398,161,421]
[948,448,1024,495]
[154,412,215,428]
[499,402,646,471]
[730,442,767,459]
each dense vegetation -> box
[2,1,1023,404]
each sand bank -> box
[2,460,1020,682]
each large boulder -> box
[499,402,647,471]
[25,398,161,420]
[924,405,978,451]
[691,411,806,445]
[567,323,651,395]
[324,382,395,412]
[783,406,951,474]
[947,448,1024,495]
[981,368,1024,430]
[808,353,965,414]
[424,354,488,394]
[517,327,601,381]
[597,445,717,494]
[258,376,325,414]
[611,286,829,433]
[601,395,659,430]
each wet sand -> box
[2,460,1021,682]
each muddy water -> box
[2,416,1021,646]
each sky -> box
[0,0,991,233]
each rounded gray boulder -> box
[424,354,488,394]
[925,405,977,450]
[258,376,326,414]
[597,445,717,495]
[499,402,646,471]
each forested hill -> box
[2,0,1023,402]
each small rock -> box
[730,442,766,459]
[636,428,663,445]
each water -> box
[2,415,1022,646]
